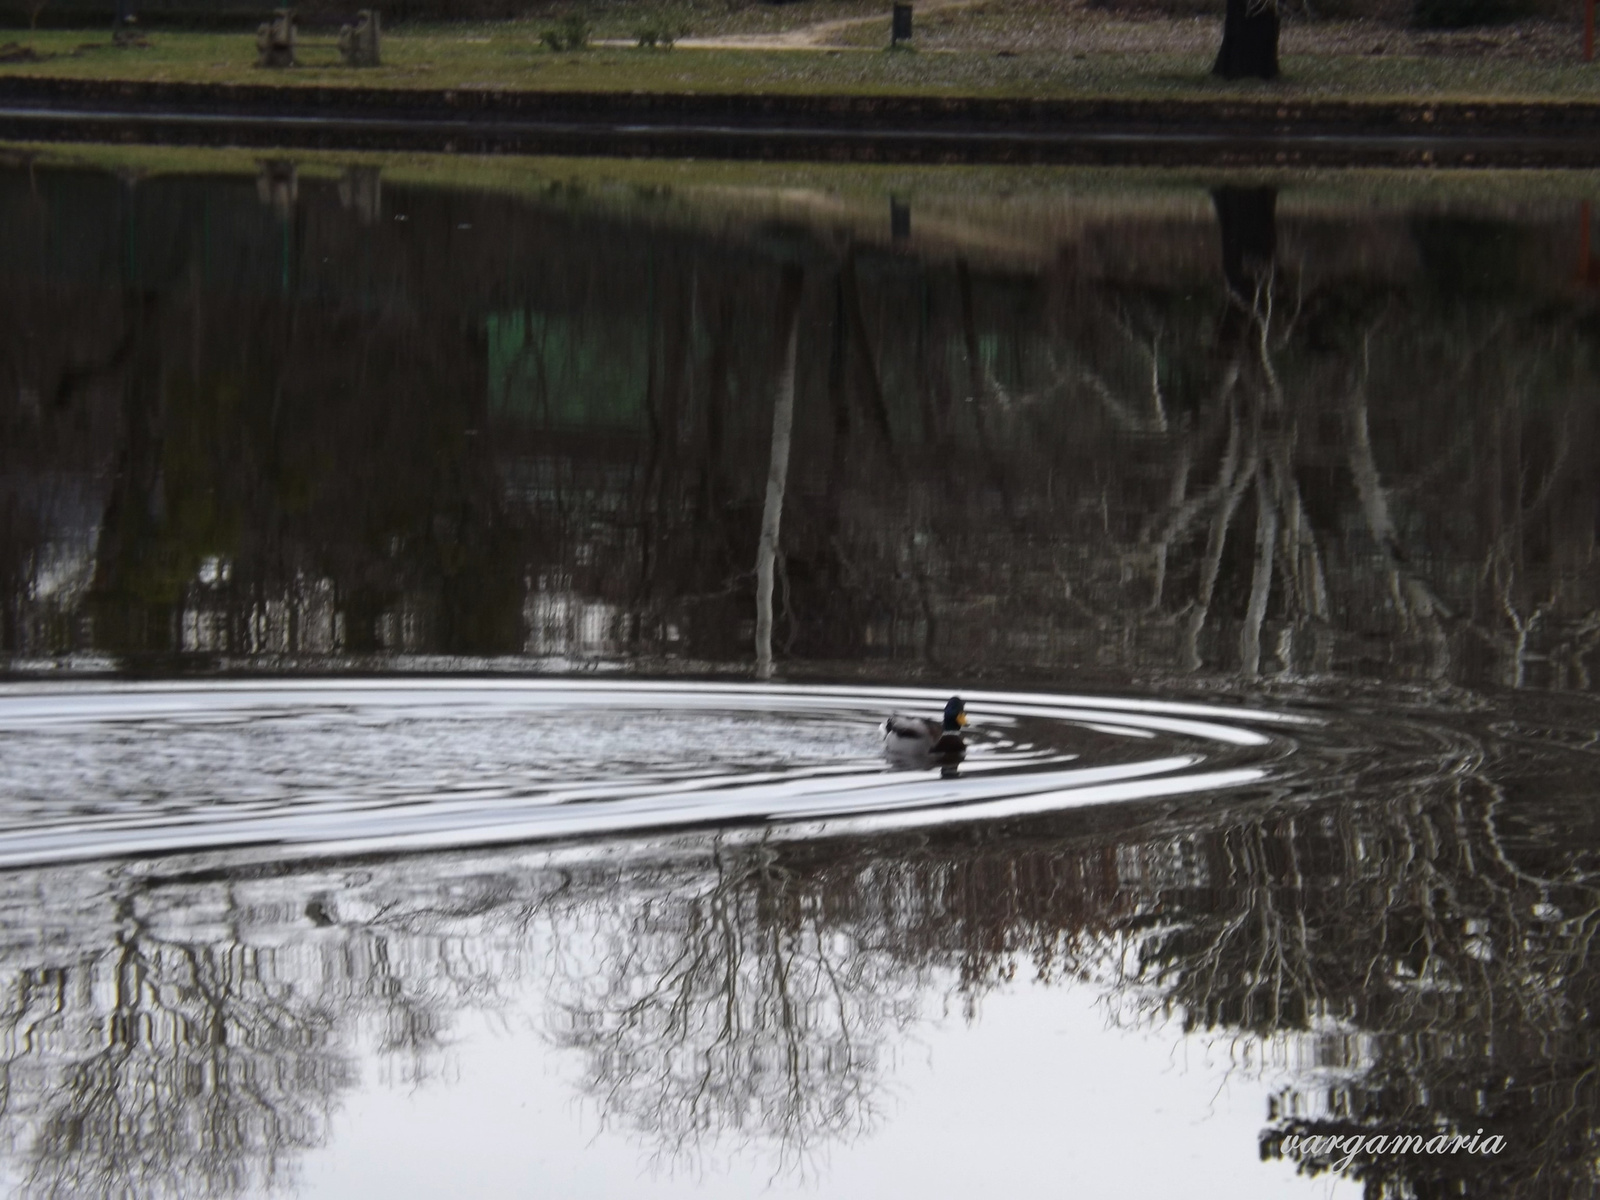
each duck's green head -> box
[943,696,968,732]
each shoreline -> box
[6,76,1600,165]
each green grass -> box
[5,26,1600,100]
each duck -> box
[883,695,968,765]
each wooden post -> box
[890,198,910,240]
[255,8,297,67]
[1587,0,1595,62]
[1579,200,1596,287]
[891,2,913,45]
[340,9,381,66]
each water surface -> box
[0,149,1598,1199]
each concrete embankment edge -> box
[3,77,1600,166]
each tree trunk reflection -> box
[755,266,804,680]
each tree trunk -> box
[1213,0,1278,81]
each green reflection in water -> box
[488,309,650,431]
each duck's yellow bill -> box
[957,712,969,727]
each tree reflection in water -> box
[0,881,347,1198]
[0,864,541,1198]
[3,161,1599,688]
[0,700,1586,1194]
[0,155,1598,1197]
[542,846,909,1178]
[536,712,1598,1197]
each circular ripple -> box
[0,681,1310,867]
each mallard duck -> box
[883,695,968,764]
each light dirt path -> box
[673,0,985,51]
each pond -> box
[0,149,1598,1198]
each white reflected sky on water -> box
[302,977,1351,1199]
[0,681,1291,866]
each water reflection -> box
[1,151,1599,1198]
[3,156,1599,687]
[0,688,1590,1196]
[0,681,1282,866]
[0,858,486,1199]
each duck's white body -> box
[883,711,966,764]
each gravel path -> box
[678,0,987,50]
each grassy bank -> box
[4,24,1600,101]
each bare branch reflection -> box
[0,867,539,1199]
[541,845,915,1177]
[0,694,1585,1196]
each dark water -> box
[1,150,1599,1198]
